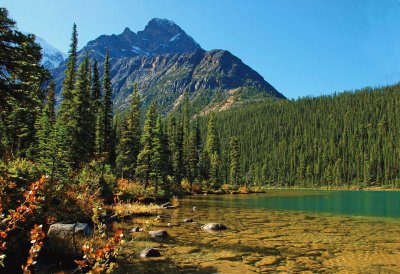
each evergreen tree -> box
[116,84,141,179]
[187,129,199,185]
[102,50,115,163]
[72,53,92,163]
[55,23,78,166]
[136,103,157,189]
[167,115,184,185]
[91,60,101,101]
[182,92,191,179]
[151,116,163,194]
[62,23,78,101]
[205,113,220,187]
[229,136,240,185]
[0,8,48,158]
[34,81,56,170]
[159,118,171,188]
[206,114,219,155]
[209,152,220,188]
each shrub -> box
[0,158,40,186]
[191,182,202,194]
[113,202,162,218]
[221,184,238,193]
[238,185,249,194]
[181,178,191,193]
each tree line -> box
[205,86,400,188]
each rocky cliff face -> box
[51,18,284,114]
[82,18,201,61]
[111,49,284,114]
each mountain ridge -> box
[51,18,285,114]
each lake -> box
[117,191,400,273]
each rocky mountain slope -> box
[51,18,284,114]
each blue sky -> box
[2,0,400,99]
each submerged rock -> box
[131,227,142,232]
[161,202,171,208]
[201,223,227,231]
[47,223,92,237]
[183,218,193,223]
[255,256,280,266]
[148,230,169,239]
[140,247,161,258]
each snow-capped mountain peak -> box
[23,31,67,70]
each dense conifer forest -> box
[205,86,400,188]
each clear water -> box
[193,190,400,218]
[115,191,400,273]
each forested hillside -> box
[204,85,400,188]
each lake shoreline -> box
[192,185,400,196]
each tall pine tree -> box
[136,103,157,189]
[206,114,220,188]
[102,50,115,164]
[34,81,56,171]
[116,83,141,179]
[91,60,105,155]
[229,136,240,185]
[72,53,93,163]
[55,23,78,167]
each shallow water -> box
[117,191,400,273]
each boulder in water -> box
[201,223,227,231]
[140,247,161,258]
[148,230,169,239]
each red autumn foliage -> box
[0,175,46,268]
[74,230,124,273]
[21,224,45,274]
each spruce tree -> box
[187,129,199,185]
[209,152,220,188]
[167,115,184,185]
[72,53,92,163]
[34,81,56,170]
[206,114,219,155]
[182,92,191,179]
[205,113,220,187]
[136,103,157,189]
[229,136,240,185]
[150,116,163,194]
[159,118,171,189]
[91,60,105,154]
[61,23,78,103]
[54,23,78,167]
[0,8,48,158]
[116,83,141,179]
[102,50,115,163]
[91,60,101,101]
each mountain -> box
[83,18,201,60]
[23,32,67,70]
[35,35,66,70]
[51,18,284,114]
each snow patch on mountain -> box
[23,32,67,70]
